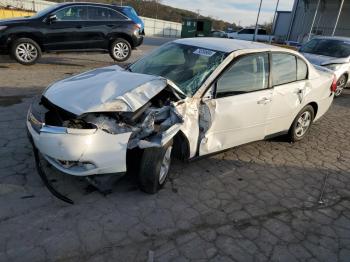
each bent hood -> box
[302,53,350,66]
[43,65,168,115]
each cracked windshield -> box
[129,43,227,96]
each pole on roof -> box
[307,0,320,41]
[332,0,345,36]
[269,0,280,43]
[253,0,263,42]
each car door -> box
[44,5,88,50]
[84,6,128,49]
[199,52,273,156]
[265,53,310,135]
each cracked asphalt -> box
[0,37,350,262]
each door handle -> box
[257,97,272,104]
[76,25,83,29]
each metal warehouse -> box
[287,0,349,43]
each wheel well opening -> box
[172,131,190,161]
[10,34,43,50]
[309,102,318,118]
[110,34,134,48]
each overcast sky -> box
[162,0,295,26]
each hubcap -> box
[335,76,347,96]
[16,43,38,63]
[295,111,312,138]
[113,42,129,60]
[159,146,172,184]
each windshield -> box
[301,39,350,58]
[30,4,60,19]
[129,43,228,96]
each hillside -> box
[52,0,237,30]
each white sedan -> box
[27,38,335,202]
[300,36,350,97]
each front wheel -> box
[11,38,41,65]
[109,38,132,62]
[138,141,173,194]
[289,105,315,142]
[334,74,347,97]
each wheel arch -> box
[109,33,134,48]
[172,131,190,161]
[308,102,318,119]
[9,33,44,51]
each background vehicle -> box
[0,2,144,65]
[27,38,335,202]
[228,28,274,42]
[210,30,228,38]
[115,5,145,35]
[300,36,350,97]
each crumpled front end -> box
[27,84,184,178]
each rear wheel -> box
[138,141,173,194]
[11,38,41,65]
[289,105,314,142]
[109,38,132,62]
[334,74,347,97]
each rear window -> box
[88,6,126,20]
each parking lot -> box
[0,37,350,262]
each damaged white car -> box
[27,38,336,203]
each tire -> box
[334,74,347,97]
[11,38,41,65]
[109,38,132,62]
[138,140,173,194]
[289,105,315,142]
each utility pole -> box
[308,0,320,41]
[120,0,123,6]
[332,0,345,36]
[253,0,263,42]
[196,9,201,19]
[269,0,280,43]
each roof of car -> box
[174,38,282,53]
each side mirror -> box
[47,14,57,23]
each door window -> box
[54,6,88,21]
[88,6,126,21]
[216,53,269,98]
[271,53,297,86]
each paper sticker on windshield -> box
[193,49,216,57]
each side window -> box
[88,7,125,21]
[216,53,269,98]
[54,6,88,21]
[272,53,297,86]
[258,29,267,35]
[297,58,308,80]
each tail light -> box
[331,74,337,92]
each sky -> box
[161,0,295,26]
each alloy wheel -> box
[15,43,38,63]
[295,111,312,138]
[113,42,130,60]
[335,75,347,97]
[159,146,172,184]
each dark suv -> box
[0,3,144,65]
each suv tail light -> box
[331,74,337,92]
